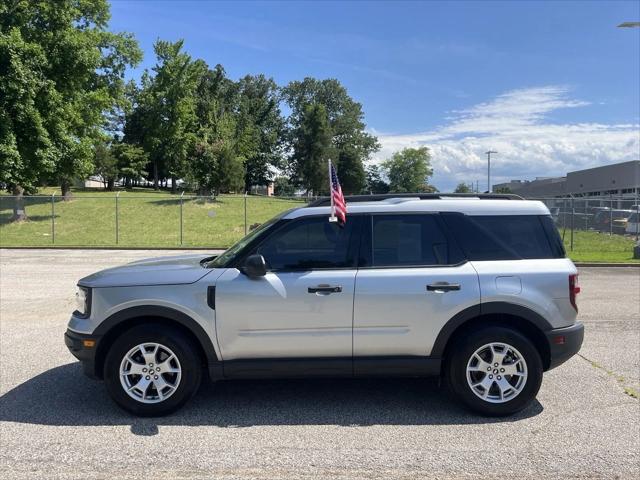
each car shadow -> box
[0,363,543,435]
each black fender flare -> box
[94,305,221,378]
[430,302,553,358]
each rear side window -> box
[441,213,564,260]
[367,214,464,267]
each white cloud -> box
[372,86,640,191]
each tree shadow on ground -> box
[0,363,543,435]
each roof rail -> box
[306,192,523,207]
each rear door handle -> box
[426,282,461,292]
[308,285,342,294]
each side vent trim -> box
[207,286,216,310]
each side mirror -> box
[242,254,267,277]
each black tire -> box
[104,324,203,416]
[444,326,543,416]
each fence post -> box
[561,198,567,242]
[636,188,640,242]
[584,198,588,231]
[51,192,55,244]
[570,196,574,252]
[609,193,613,236]
[244,192,248,235]
[180,191,184,246]
[115,191,120,245]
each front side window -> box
[369,214,462,267]
[206,216,281,268]
[254,216,357,270]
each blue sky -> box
[109,0,640,190]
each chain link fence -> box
[526,196,639,261]
[0,194,307,248]
[529,196,640,242]
[1,193,638,258]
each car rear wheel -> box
[104,325,202,416]
[445,326,543,416]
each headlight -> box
[75,286,90,317]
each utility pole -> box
[485,150,497,193]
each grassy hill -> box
[0,188,304,248]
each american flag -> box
[329,161,347,224]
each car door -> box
[215,215,362,372]
[353,213,480,368]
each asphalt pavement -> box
[0,249,638,479]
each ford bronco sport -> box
[65,193,584,417]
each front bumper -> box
[64,329,102,379]
[545,322,584,370]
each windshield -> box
[204,215,282,268]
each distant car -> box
[625,212,640,236]
[592,210,634,233]
[553,208,592,230]
[587,206,610,215]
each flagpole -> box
[328,159,337,222]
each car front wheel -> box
[104,325,202,416]
[445,326,543,416]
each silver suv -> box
[65,193,584,417]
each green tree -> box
[382,147,433,193]
[454,182,472,193]
[190,112,244,195]
[273,176,295,196]
[494,186,512,194]
[190,140,217,195]
[113,143,147,188]
[0,28,55,219]
[93,139,147,190]
[364,164,390,194]
[126,40,201,191]
[236,74,284,191]
[282,78,379,194]
[194,63,236,134]
[93,140,118,191]
[337,144,366,195]
[0,0,141,217]
[214,142,245,193]
[291,103,333,195]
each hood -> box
[78,254,218,288]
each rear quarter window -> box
[441,213,565,260]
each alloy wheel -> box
[119,342,182,404]
[466,342,528,403]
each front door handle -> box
[426,282,461,292]
[308,285,342,294]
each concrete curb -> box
[575,262,640,267]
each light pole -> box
[485,150,497,193]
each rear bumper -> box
[545,322,584,370]
[64,329,102,379]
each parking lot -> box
[1,249,638,479]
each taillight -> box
[569,274,580,312]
